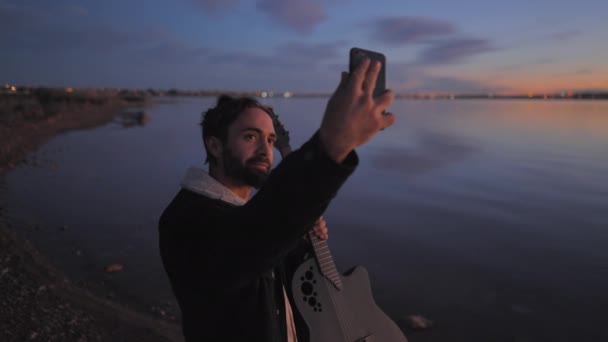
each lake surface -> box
[6,97,608,341]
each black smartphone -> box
[349,47,386,97]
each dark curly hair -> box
[200,95,274,165]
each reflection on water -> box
[372,130,478,176]
[5,98,608,341]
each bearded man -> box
[159,59,394,342]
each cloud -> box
[0,2,87,25]
[137,41,209,64]
[205,41,346,69]
[64,5,89,17]
[1,2,342,91]
[497,58,555,71]
[274,41,345,61]
[365,16,493,66]
[551,68,594,78]
[369,16,456,45]
[194,41,349,92]
[3,24,149,53]
[416,38,495,65]
[0,4,207,65]
[205,51,270,66]
[0,2,50,27]
[387,62,510,94]
[256,0,327,34]
[0,3,99,51]
[547,29,582,42]
[194,0,240,13]
[409,76,508,94]
[576,68,592,75]
[193,0,328,31]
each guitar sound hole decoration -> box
[300,266,323,312]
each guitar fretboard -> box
[309,231,342,290]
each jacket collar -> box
[181,167,246,206]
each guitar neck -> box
[308,231,343,290]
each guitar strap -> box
[283,286,298,342]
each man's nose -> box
[256,138,273,156]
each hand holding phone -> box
[317,50,395,163]
[349,47,386,98]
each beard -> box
[222,148,270,189]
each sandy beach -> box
[0,91,183,342]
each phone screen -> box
[349,47,386,97]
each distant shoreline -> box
[3,84,608,101]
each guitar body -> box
[292,258,407,342]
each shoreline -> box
[0,94,182,341]
[0,90,143,172]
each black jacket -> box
[159,134,358,341]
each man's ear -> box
[206,136,223,161]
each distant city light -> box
[10,86,16,92]
[283,91,293,98]
[261,91,268,98]
[66,87,74,93]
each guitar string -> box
[329,246,356,340]
[322,241,353,341]
[333,257,355,341]
[329,277,349,341]
[311,233,347,340]
[313,234,353,341]
[323,242,350,341]
[334,261,355,341]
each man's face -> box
[221,107,276,188]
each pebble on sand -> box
[104,264,124,273]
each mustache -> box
[247,156,271,167]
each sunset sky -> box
[2,0,607,94]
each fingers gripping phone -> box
[349,47,386,98]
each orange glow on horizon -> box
[394,68,607,96]
[484,68,608,95]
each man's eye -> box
[268,139,276,145]
[244,134,256,141]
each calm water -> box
[6,98,608,341]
